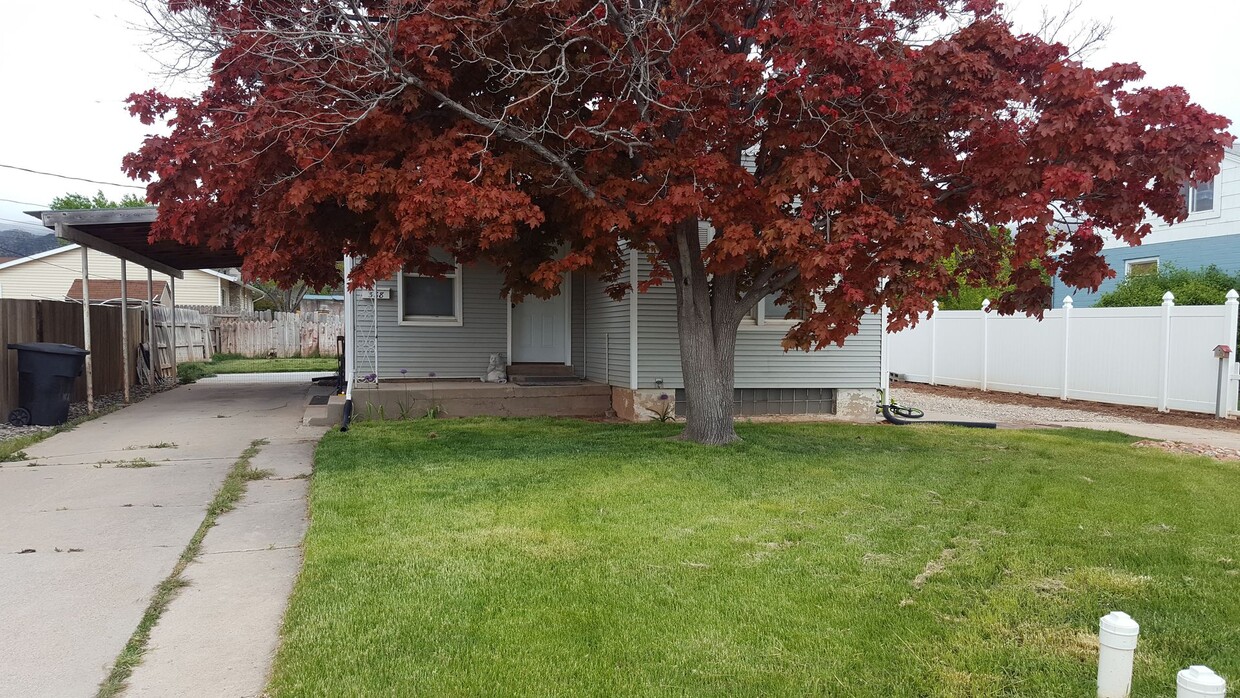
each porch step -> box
[351,382,612,420]
[508,363,577,377]
[511,375,585,387]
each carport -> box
[33,208,243,411]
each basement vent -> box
[674,388,837,417]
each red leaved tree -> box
[126,0,1232,444]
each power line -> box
[0,216,49,229]
[0,242,87,277]
[0,197,49,208]
[0,163,147,190]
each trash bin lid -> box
[6,342,90,356]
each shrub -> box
[1096,265,1240,308]
[178,362,217,384]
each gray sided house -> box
[345,231,886,422]
[1053,148,1240,307]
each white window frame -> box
[397,264,463,326]
[743,293,818,329]
[1124,257,1159,278]
[1184,177,1221,220]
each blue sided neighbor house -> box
[1053,147,1240,307]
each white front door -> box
[512,285,568,363]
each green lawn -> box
[270,420,1240,697]
[178,356,337,382]
[208,356,337,374]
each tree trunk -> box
[669,218,743,445]
[676,305,741,444]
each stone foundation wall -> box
[611,387,875,423]
[612,387,676,422]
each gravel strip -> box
[1133,440,1240,461]
[891,385,1140,425]
[1,382,176,444]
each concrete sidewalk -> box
[1047,420,1240,449]
[0,380,325,697]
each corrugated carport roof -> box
[30,208,243,279]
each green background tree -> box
[50,190,148,210]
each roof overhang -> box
[31,208,245,280]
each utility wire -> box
[0,241,88,277]
[0,216,50,230]
[0,197,50,208]
[0,163,146,190]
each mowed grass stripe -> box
[269,419,1240,697]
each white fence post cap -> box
[1227,289,1239,302]
[1099,611,1140,649]
[1163,291,1176,304]
[1063,296,1074,308]
[982,298,991,310]
[932,300,939,311]
[1177,666,1226,695]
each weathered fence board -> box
[150,306,211,373]
[183,306,342,357]
[0,299,143,417]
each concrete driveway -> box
[0,379,325,697]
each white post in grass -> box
[1177,666,1227,698]
[1061,295,1073,400]
[981,298,991,391]
[1098,611,1140,698]
[1157,291,1175,412]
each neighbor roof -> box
[65,278,169,303]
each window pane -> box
[763,295,786,319]
[763,295,806,320]
[1127,260,1158,277]
[1195,181,1214,212]
[403,275,455,317]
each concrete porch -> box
[305,380,613,425]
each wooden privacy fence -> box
[183,307,342,357]
[150,306,212,373]
[0,299,143,417]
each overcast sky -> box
[1,0,1237,237]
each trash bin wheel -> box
[8,408,31,427]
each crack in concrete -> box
[201,544,301,556]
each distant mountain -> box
[0,228,58,260]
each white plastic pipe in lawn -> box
[1177,666,1227,698]
[1098,611,1140,698]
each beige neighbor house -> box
[0,244,257,309]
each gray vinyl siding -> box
[583,272,630,386]
[635,257,883,390]
[373,262,508,378]
[570,271,586,378]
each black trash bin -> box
[7,343,90,427]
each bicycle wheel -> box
[889,404,924,419]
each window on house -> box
[1125,258,1159,277]
[399,264,462,325]
[1182,180,1215,214]
[752,295,811,324]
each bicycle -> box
[876,389,924,419]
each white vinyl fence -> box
[889,291,1240,416]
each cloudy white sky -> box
[1,0,1237,237]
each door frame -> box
[506,272,571,366]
